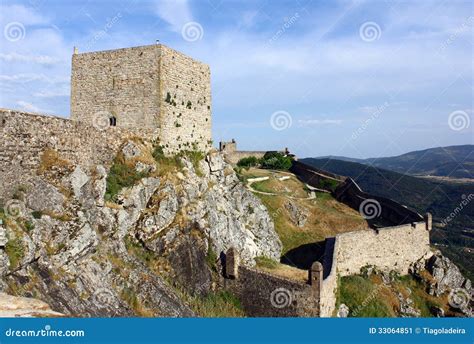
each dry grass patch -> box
[39,148,72,173]
[256,257,308,282]
[255,189,368,254]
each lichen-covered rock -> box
[427,251,467,296]
[337,303,349,317]
[167,232,212,297]
[138,183,178,241]
[117,177,160,238]
[201,183,281,265]
[206,152,225,172]
[397,291,420,317]
[0,225,7,247]
[70,166,90,201]
[136,152,281,266]
[0,251,9,278]
[26,178,65,214]
[0,292,64,317]
[285,201,308,227]
[0,148,281,317]
[121,141,141,159]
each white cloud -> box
[0,52,60,65]
[33,89,69,98]
[0,4,49,26]
[298,119,343,126]
[154,0,193,32]
[16,100,46,113]
[0,73,51,83]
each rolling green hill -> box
[318,145,473,178]
[301,157,474,280]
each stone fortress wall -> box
[223,248,322,317]
[71,44,211,153]
[71,45,162,132]
[219,139,288,165]
[319,219,431,316]
[290,161,431,316]
[220,159,431,317]
[291,161,424,224]
[159,45,212,153]
[0,109,136,203]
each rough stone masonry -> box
[71,44,212,153]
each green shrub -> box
[317,178,340,192]
[206,246,218,270]
[31,211,42,219]
[105,160,149,202]
[191,291,244,317]
[260,152,293,170]
[237,156,259,169]
[5,237,24,270]
[179,150,205,173]
[24,221,35,232]
[152,144,166,161]
[255,256,278,269]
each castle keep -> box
[71,44,212,153]
[0,44,213,201]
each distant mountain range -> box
[301,146,474,280]
[317,145,473,179]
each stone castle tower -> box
[70,44,212,153]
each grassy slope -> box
[241,168,368,254]
[336,273,452,317]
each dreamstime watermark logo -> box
[448,288,471,309]
[5,324,85,338]
[92,288,115,308]
[84,12,122,51]
[267,12,300,45]
[438,16,473,54]
[181,22,204,42]
[441,193,473,226]
[351,101,389,140]
[448,110,470,131]
[270,288,293,308]
[352,284,383,317]
[359,199,382,220]
[359,21,381,42]
[4,22,26,42]
[270,111,292,131]
[5,199,25,218]
[92,111,112,131]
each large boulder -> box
[285,201,308,227]
[26,178,65,214]
[0,293,64,317]
[427,252,467,296]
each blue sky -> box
[0,0,472,158]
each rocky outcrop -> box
[413,251,473,317]
[285,201,308,227]
[0,293,64,317]
[337,304,349,317]
[426,251,470,296]
[397,290,421,317]
[0,143,281,317]
[136,151,282,266]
